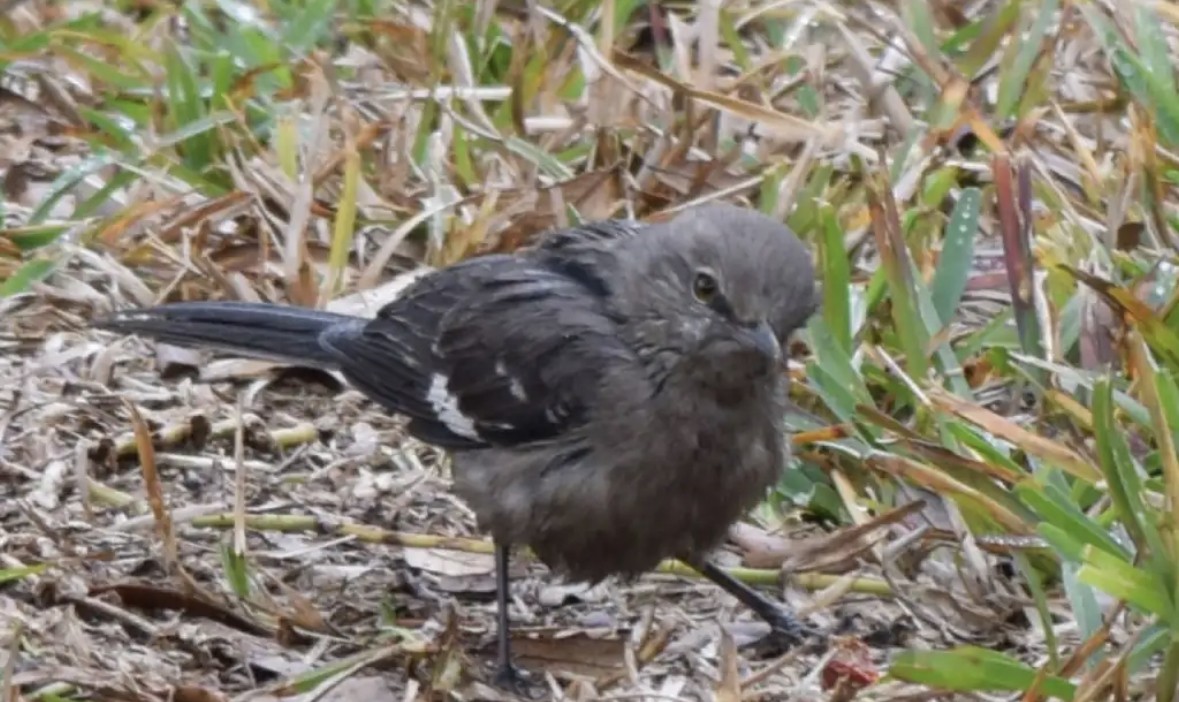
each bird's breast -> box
[570,388,787,572]
[448,372,789,583]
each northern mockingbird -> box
[96,202,820,688]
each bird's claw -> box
[491,662,535,697]
[759,608,826,653]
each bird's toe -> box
[760,609,827,654]
[491,662,537,698]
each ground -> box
[2,259,1046,701]
[0,287,905,698]
[4,0,1171,700]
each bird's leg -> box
[491,542,529,690]
[694,560,821,648]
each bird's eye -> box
[692,271,719,303]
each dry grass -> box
[5,0,1179,699]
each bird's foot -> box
[691,559,827,655]
[757,607,827,655]
[491,662,536,697]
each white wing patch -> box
[495,360,528,401]
[426,373,480,440]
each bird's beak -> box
[743,321,781,364]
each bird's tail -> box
[94,301,361,369]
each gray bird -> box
[95,202,820,688]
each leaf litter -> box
[4,0,1177,700]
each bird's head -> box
[612,203,818,391]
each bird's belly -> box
[531,485,753,583]
[450,414,784,584]
[530,434,780,583]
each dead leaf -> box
[925,385,1103,483]
[403,548,496,579]
[731,501,924,571]
[170,686,228,702]
[612,50,837,143]
[714,628,742,702]
[123,399,180,571]
[490,629,627,678]
[820,637,879,695]
[89,581,274,638]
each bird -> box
[94,202,821,689]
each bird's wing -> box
[319,254,633,450]
[527,218,645,298]
[532,217,644,253]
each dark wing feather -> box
[532,218,644,253]
[533,219,641,292]
[317,260,478,446]
[320,252,632,450]
[97,218,645,452]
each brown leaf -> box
[502,630,626,679]
[89,582,273,638]
[95,196,186,246]
[482,169,625,254]
[732,501,925,571]
[1078,287,1122,370]
[865,453,1032,532]
[0,84,61,140]
[1116,221,1145,251]
[820,637,879,694]
[714,628,742,702]
[170,686,228,702]
[282,586,331,634]
[122,399,178,570]
[156,190,254,244]
[925,385,1103,483]
[611,50,836,143]
[403,548,495,578]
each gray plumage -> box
[95,202,820,686]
